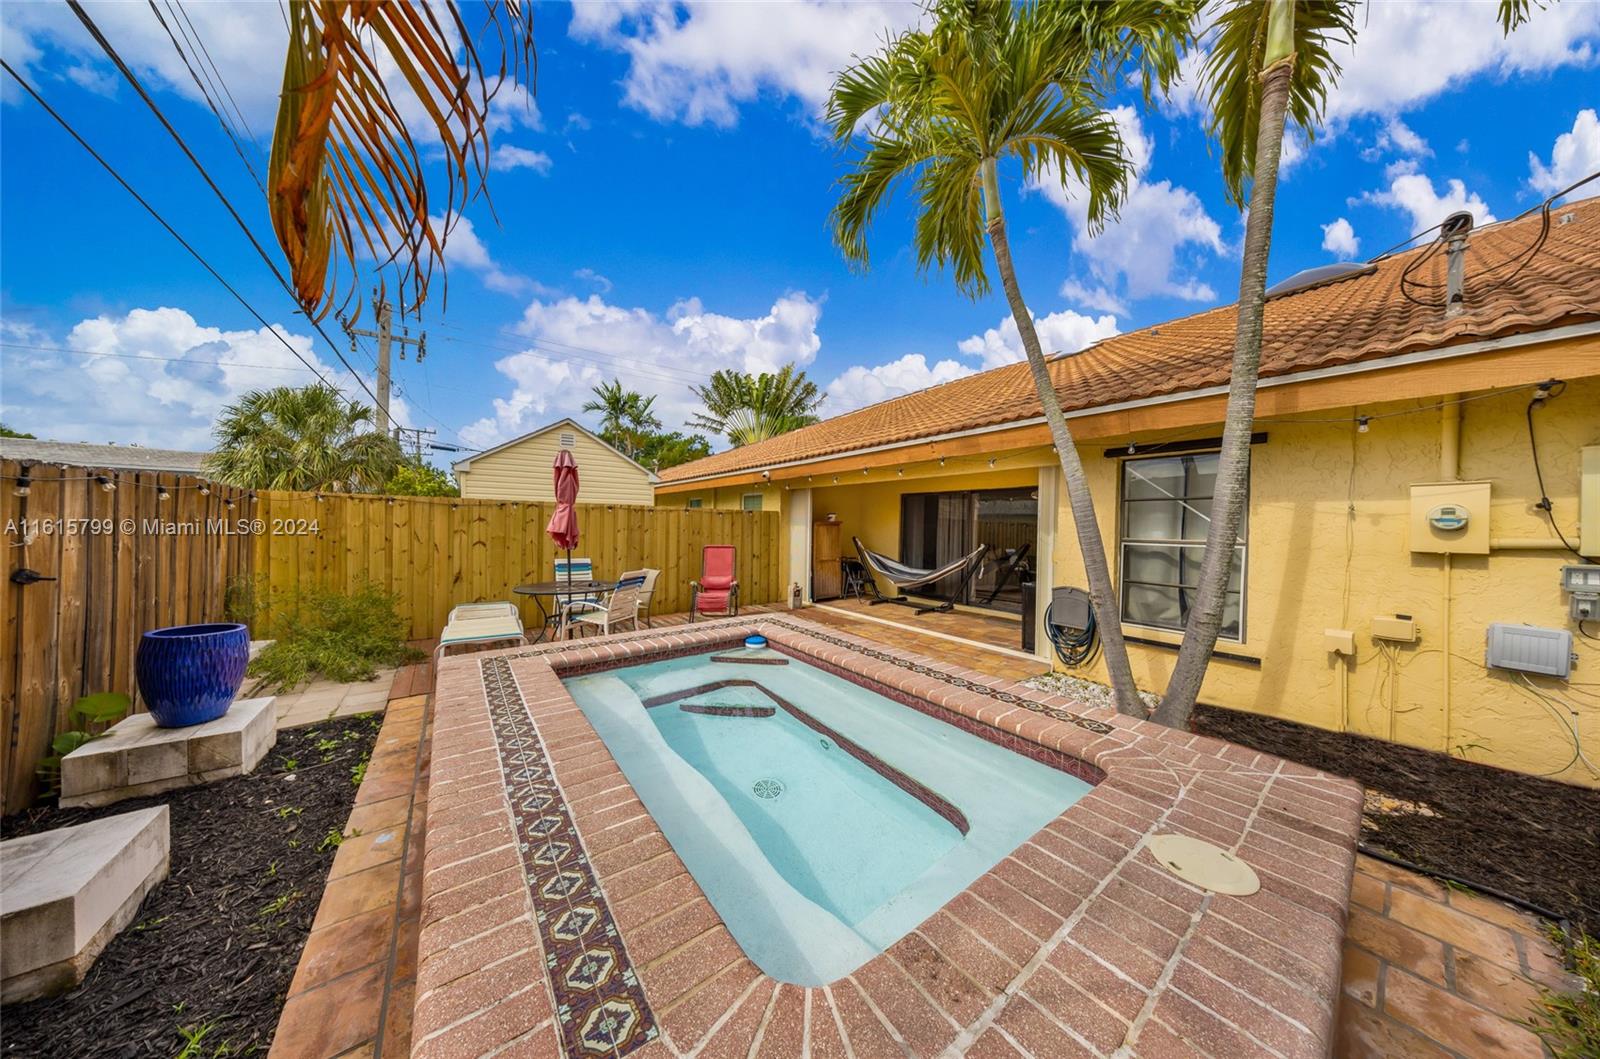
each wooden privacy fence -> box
[0,461,254,814]
[253,492,784,640]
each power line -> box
[1,59,350,397]
[145,0,264,193]
[65,0,382,409]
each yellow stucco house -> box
[657,199,1600,786]
[454,419,658,504]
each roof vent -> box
[559,431,577,448]
[1265,261,1377,300]
[1442,210,1474,318]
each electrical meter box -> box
[1409,481,1491,554]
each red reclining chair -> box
[689,545,739,621]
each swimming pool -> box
[562,645,1094,985]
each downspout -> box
[1440,397,1459,755]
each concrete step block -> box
[1,806,170,1003]
[60,697,276,809]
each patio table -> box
[513,579,613,643]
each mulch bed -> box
[0,713,383,1058]
[1194,703,1600,936]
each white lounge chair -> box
[435,602,526,665]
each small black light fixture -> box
[1357,415,1371,434]
[197,482,211,496]
[96,474,115,492]
[225,497,236,510]
[156,486,171,502]
[248,492,258,503]
[13,465,31,497]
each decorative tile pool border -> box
[480,657,659,1057]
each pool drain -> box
[752,778,785,800]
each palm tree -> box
[689,366,824,447]
[582,380,662,458]
[1151,0,1538,728]
[268,1,535,319]
[827,0,1190,717]
[206,384,401,492]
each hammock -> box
[852,538,989,615]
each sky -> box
[2,1,1598,466]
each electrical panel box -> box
[1409,481,1491,554]
[1581,445,1600,558]
[1372,615,1418,643]
[1048,586,1091,630]
[1564,564,1600,621]
[1486,623,1573,678]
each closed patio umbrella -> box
[546,450,581,604]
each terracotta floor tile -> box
[1452,949,1545,1022]
[1335,1000,1454,1059]
[1339,943,1381,1009]
[312,857,402,931]
[343,795,413,837]
[379,978,415,1058]
[1345,907,1446,986]
[269,962,385,1059]
[288,905,393,997]
[329,825,406,880]
[1386,887,1521,969]
[1383,968,1544,1058]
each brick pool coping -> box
[412,616,1363,1058]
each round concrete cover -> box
[1145,834,1261,896]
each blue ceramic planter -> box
[136,623,249,728]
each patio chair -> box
[625,568,661,626]
[561,573,648,638]
[841,556,877,601]
[552,556,602,608]
[434,601,526,665]
[689,546,739,621]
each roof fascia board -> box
[657,321,1600,489]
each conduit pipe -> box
[1440,398,1459,754]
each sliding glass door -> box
[899,487,1036,612]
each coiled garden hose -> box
[1044,603,1099,668]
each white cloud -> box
[822,354,972,415]
[1323,2,1600,125]
[1529,108,1600,201]
[1363,118,1432,161]
[492,145,552,173]
[460,291,825,449]
[567,1,919,127]
[1033,106,1224,308]
[1358,170,1496,232]
[956,309,1120,370]
[436,215,540,295]
[574,268,613,294]
[1320,217,1360,259]
[0,307,398,449]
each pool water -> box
[562,647,1092,985]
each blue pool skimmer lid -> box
[744,635,768,648]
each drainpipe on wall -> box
[1439,396,1460,754]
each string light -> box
[197,482,210,496]
[225,497,236,509]
[896,468,904,476]
[13,466,31,497]
[1357,416,1371,433]
[96,475,115,492]
[248,493,258,504]
[938,457,945,467]
[1127,441,1137,454]
[156,486,171,501]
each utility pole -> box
[340,295,425,435]
[392,426,437,462]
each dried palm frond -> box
[269,0,535,321]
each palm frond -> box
[1201,0,1356,208]
[269,0,535,321]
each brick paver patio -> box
[274,608,1576,1058]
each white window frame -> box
[1117,451,1248,643]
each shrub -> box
[248,582,421,693]
[1524,926,1600,1059]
